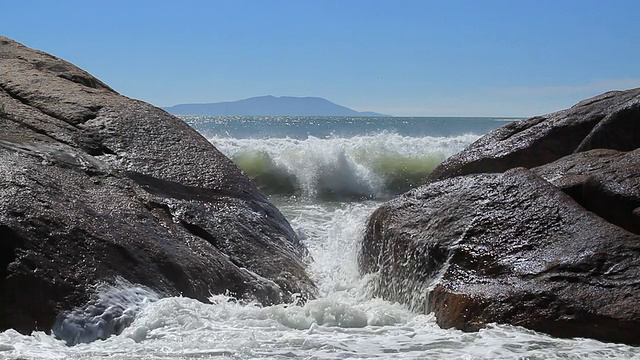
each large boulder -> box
[0,36,316,342]
[428,88,640,181]
[359,89,640,345]
[360,166,640,345]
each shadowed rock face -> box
[533,148,640,236]
[359,88,640,345]
[0,36,316,341]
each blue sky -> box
[2,0,639,116]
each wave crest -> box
[211,132,479,200]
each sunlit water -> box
[2,117,639,359]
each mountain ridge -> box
[162,95,388,116]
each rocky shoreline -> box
[2,34,639,347]
[359,87,640,345]
[0,36,316,344]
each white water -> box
[3,122,639,359]
[209,132,478,198]
[2,200,639,359]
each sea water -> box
[2,116,639,359]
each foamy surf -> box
[210,132,479,199]
[2,116,638,359]
[47,279,160,346]
[2,297,638,359]
[1,202,639,359]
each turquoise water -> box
[3,116,639,359]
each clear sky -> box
[2,0,639,117]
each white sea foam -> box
[209,132,479,199]
[52,278,161,346]
[1,202,639,359]
[2,118,639,359]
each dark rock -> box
[533,148,640,235]
[428,88,640,181]
[360,87,640,345]
[0,36,316,342]
[360,168,640,345]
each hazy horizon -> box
[164,95,527,118]
[2,1,639,117]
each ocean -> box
[2,116,639,359]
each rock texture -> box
[359,88,640,345]
[0,36,315,342]
[428,88,640,181]
[533,148,640,235]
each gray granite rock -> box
[360,168,640,345]
[0,36,316,343]
[360,88,640,345]
[428,88,640,181]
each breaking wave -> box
[210,132,479,200]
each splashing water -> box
[2,117,639,359]
[2,200,639,359]
[52,279,160,346]
[211,132,478,199]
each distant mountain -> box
[162,96,388,116]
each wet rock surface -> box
[360,88,640,345]
[0,36,316,341]
[428,88,640,181]
[533,148,640,236]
